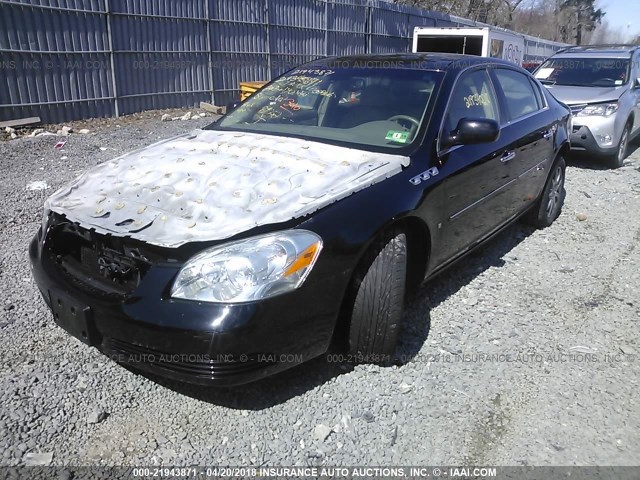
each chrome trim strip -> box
[518,160,546,179]
[450,177,517,220]
[450,159,547,220]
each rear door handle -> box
[501,151,516,163]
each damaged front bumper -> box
[29,217,340,386]
[569,112,621,155]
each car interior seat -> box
[336,84,391,128]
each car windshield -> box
[216,67,443,150]
[534,57,630,87]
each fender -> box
[410,167,440,185]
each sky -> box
[597,0,640,41]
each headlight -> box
[576,102,619,117]
[171,230,322,303]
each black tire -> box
[608,123,631,169]
[524,156,566,228]
[347,229,407,362]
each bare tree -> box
[394,0,554,38]
[512,0,556,39]
[560,0,605,44]
[590,20,637,44]
[394,0,607,43]
[589,20,614,44]
[393,0,470,16]
[501,0,526,27]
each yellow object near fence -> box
[240,81,267,101]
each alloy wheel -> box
[546,165,564,218]
[617,128,629,165]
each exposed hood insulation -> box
[46,130,409,247]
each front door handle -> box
[501,151,516,163]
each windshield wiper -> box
[538,79,556,85]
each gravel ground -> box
[0,109,639,468]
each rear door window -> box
[493,68,541,121]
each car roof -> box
[306,53,520,72]
[553,44,639,58]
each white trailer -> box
[413,26,558,67]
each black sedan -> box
[30,54,571,385]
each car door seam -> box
[450,176,518,221]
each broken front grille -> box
[44,214,162,298]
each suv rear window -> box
[534,57,630,87]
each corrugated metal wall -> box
[0,0,564,124]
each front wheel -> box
[524,157,566,228]
[347,230,407,362]
[608,124,630,169]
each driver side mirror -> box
[441,118,500,150]
[634,77,640,89]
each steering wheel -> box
[388,115,420,128]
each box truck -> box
[413,27,527,65]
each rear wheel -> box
[524,156,566,228]
[347,229,407,363]
[608,124,630,169]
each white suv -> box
[534,45,640,168]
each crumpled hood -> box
[46,130,409,247]
[545,85,625,105]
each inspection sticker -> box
[385,130,409,144]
